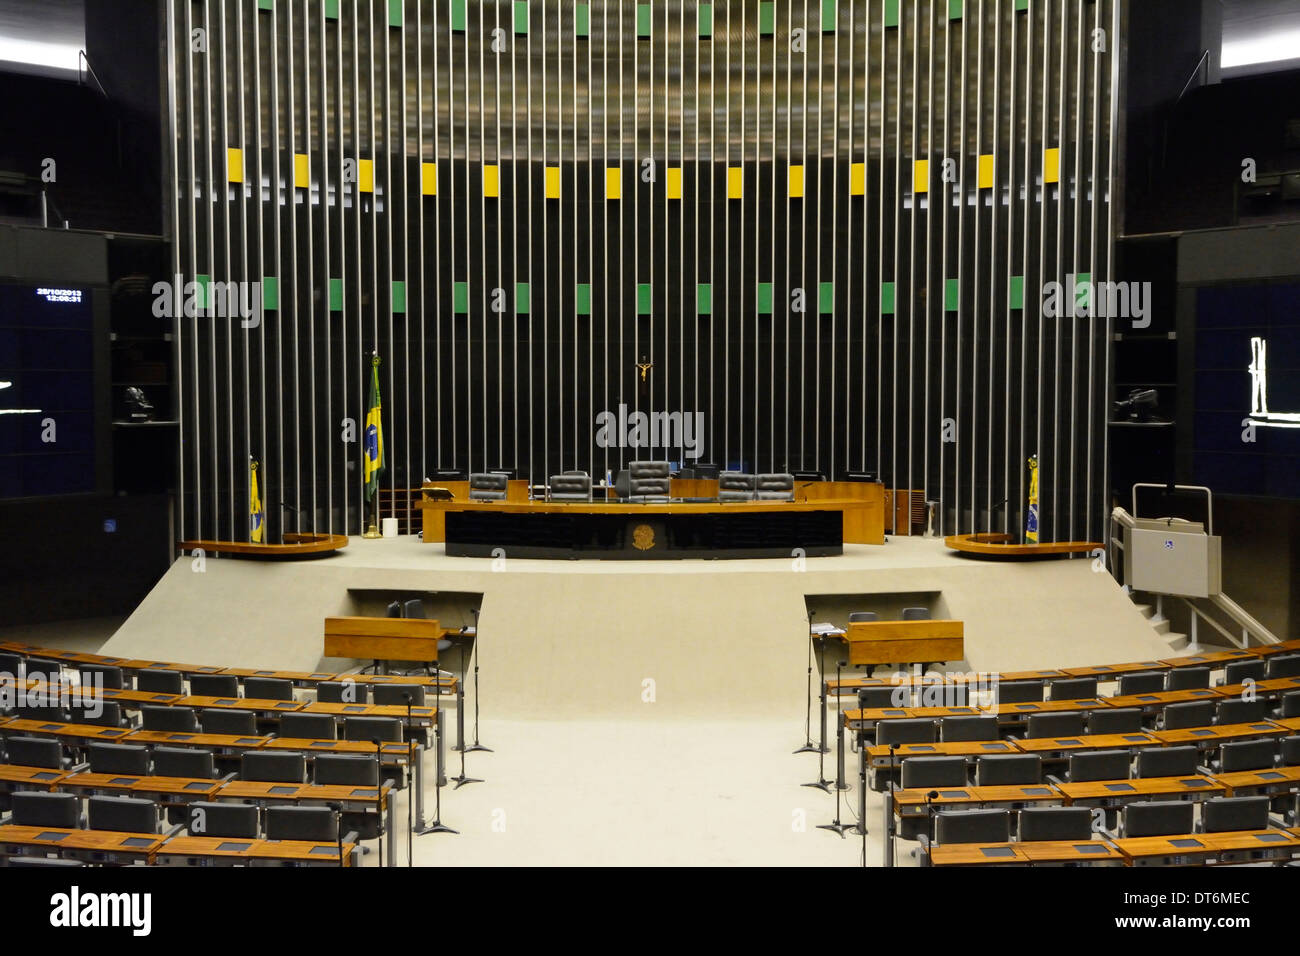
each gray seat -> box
[468,472,508,501]
[1135,745,1199,778]
[278,713,337,740]
[199,708,257,736]
[857,686,898,709]
[1215,698,1268,725]
[1086,708,1144,735]
[1278,735,1300,766]
[189,673,241,697]
[627,461,671,501]
[933,809,1011,845]
[877,718,935,747]
[1279,692,1300,719]
[88,795,158,834]
[5,736,64,770]
[1218,739,1275,773]
[240,750,306,784]
[1048,677,1097,701]
[1122,800,1195,838]
[975,754,1041,786]
[1017,806,1093,842]
[136,669,185,695]
[343,716,403,743]
[313,754,380,787]
[1066,749,1131,782]
[87,743,150,776]
[265,806,339,843]
[140,705,199,732]
[995,680,1044,704]
[1166,666,1210,691]
[1266,654,1300,679]
[317,681,370,705]
[1117,671,1167,695]
[940,715,999,743]
[549,472,592,501]
[1223,659,1266,685]
[1161,700,1215,730]
[151,746,216,779]
[1201,796,1270,833]
[900,755,967,789]
[402,598,426,619]
[187,801,259,839]
[717,472,756,502]
[847,611,878,623]
[244,677,294,701]
[900,607,931,621]
[754,473,795,501]
[371,683,426,707]
[75,663,124,691]
[1025,712,1085,738]
[11,792,80,829]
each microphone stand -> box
[925,790,939,865]
[371,739,384,867]
[451,639,482,789]
[817,659,853,837]
[885,743,900,867]
[424,704,457,834]
[330,802,344,868]
[802,636,833,792]
[794,608,818,754]
[465,607,491,753]
[403,694,415,866]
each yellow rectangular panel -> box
[788,164,804,198]
[913,159,929,194]
[1044,147,1061,184]
[293,153,310,187]
[849,162,866,196]
[666,167,683,199]
[978,154,995,189]
[421,162,437,196]
[358,158,374,193]
[727,167,743,199]
[545,166,561,199]
[606,166,621,199]
[227,147,243,183]
[483,164,500,197]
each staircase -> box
[1128,591,1191,652]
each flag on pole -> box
[249,458,265,543]
[364,354,384,501]
[1026,454,1040,545]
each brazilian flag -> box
[249,458,265,543]
[364,355,384,500]
[1026,454,1040,545]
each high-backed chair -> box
[87,743,151,776]
[136,669,185,695]
[1223,659,1266,685]
[900,607,931,621]
[876,718,936,748]
[848,611,878,623]
[279,713,337,740]
[1135,745,1199,778]
[76,663,124,691]
[975,754,1042,786]
[371,683,426,707]
[1279,735,1300,766]
[1086,708,1144,735]
[900,756,967,789]
[1281,692,1300,719]
[140,705,199,733]
[1018,806,1093,842]
[317,681,370,705]
[717,472,756,502]
[549,472,592,501]
[88,796,159,834]
[151,746,216,780]
[940,715,1000,743]
[1200,796,1270,833]
[1161,700,1215,730]
[244,677,294,701]
[1117,671,1167,695]
[857,686,898,709]
[1025,711,1085,739]
[468,472,508,501]
[187,802,260,839]
[6,736,65,770]
[626,461,671,501]
[1266,654,1300,679]
[754,473,795,501]
[1215,698,1268,725]
[11,792,80,829]
[343,716,403,743]
[1064,749,1132,783]
[313,754,380,787]
[1218,739,1275,773]
[1122,800,1195,838]
[265,806,341,843]
[241,751,307,784]
[995,680,1044,704]
[1048,677,1098,701]
[933,809,1011,845]
[70,701,127,728]
[1166,666,1211,691]
[199,708,258,736]
[190,673,241,698]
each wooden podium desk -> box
[323,616,448,664]
[841,619,965,667]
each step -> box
[1150,618,1172,636]
[1164,631,1190,652]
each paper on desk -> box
[810,622,846,636]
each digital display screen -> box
[0,282,97,498]
[1193,281,1300,499]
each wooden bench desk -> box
[1152,720,1289,750]
[1214,766,1300,797]
[1056,775,1226,808]
[126,729,272,751]
[893,784,1064,819]
[865,739,1020,770]
[1117,829,1300,866]
[1017,840,1126,865]
[1060,661,1170,679]
[175,694,307,715]
[302,701,439,723]
[1015,732,1163,760]
[1,718,135,746]
[0,765,68,791]
[928,842,1029,866]
[155,834,356,867]
[1101,688,1225,713]
[261,737,414,761]
[0,825,164,864]
[57,772,225,801]
[1216,676,1300,699]
[1161,650,1257,669]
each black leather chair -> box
[199,708,258,736]
[1279,692,1300,719]
[876,718,936,747]
[1218,739,1275,773]
[88,795,160,834]
[1122,800,1195,837]
[1048,677,1097,701]
[87,743,150,776]
[1117,671,1166,695]
[265,806,342,843]
[995,680,1044,704]
[187,801,260,839]
[140,705,199,732]
[940,715,999,743]
[75,663,124,691]
[11,792,80,829]
[342,716,403,742]
[1166,666,1211,691]
[754,473,795,501]
[1200,796,1270,833]
[932,809,1011,845]
[1135,745,1199,778]
[626,461,670,501]
[317,680,370,705]
[1018,806,1093,842]
[69,701,128,728]
[190,674,241,698]
[857,686,898,709]
[717,472,756,502]
[1266,654,1300,679]
[1161,700,1215,730]
[900,756,968,789]
[975,754,1042,786]
[136,669,185,695]
[278,713,338,740]
[1215,698,1268,725]
[1064,749,1131,783]
[240,751,307,784]
[1223,659,1266,685]
[1278,735,1300,766]
[313,754,380,787]
[549,472,592,501]
[1025,712,1085,738]
[5,736,65,770]
[1086,708,1144,735]
[151,746,216,779]
[468,472,508,501]
[244,677,294,701]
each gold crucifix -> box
[636,356,653,383]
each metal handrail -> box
[78,50,108,99]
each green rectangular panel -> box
[576,283,591,315]
[1015,0,1029,10]
[819,282,834,314]
[391,280,406,313]
[880,282,896,314]
[328,278,343,312]
[388,0,402,28]
[759,2,775,35]
[637,4,651,38]
[451,0,467,32]
[945,278,960,311]
[194,274,210,310]
[697,283,712,314]
[821,0,837,32]
[884,0,899,28]
[699,3,714,37]
[515,282,530,313]
[1009,275,1024,310]
[637,283,652,315]
[514,1,528,34]
[324,0,340,20]
[258,0,273,10]
[262,276,279,311]
[1075,272,1092,312]
[453,281,469,314]
[948,0,963,19]
[575,3,590,37]
[757,283,774,314]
